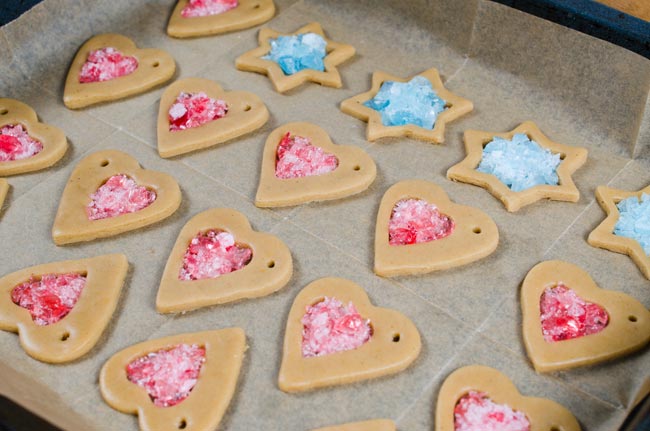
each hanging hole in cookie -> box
[152,61,160,68]
[444,102,452,109]
[629,315,638,322]
[392,333,400,342]
[550,426,561,431]
[178,418,187,429]
[472,227,481,234]
[267,260,275,269]
[100,160,109,167]
[559,153,566,160]
[253,3,260,8]
[61,332,70,341]
[0,109,8,115]
[353,165,361,171]
[244,105,252,112]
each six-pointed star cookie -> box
[446,121,588,212]
[235,22,355,93]
[588,184,650,279]
[340,68,473,143]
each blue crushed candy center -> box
[614,194,650,255]
[262,33,327,75]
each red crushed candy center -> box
[126,344,206,408]
[540,283,609,343]
[11,273,86,326]
[301,297,372,358]
[275,132,339,179]
[86,174,157,221]
[0,125,44,162]
[388,198,455,245]
[454,391,530,431]
[181,0,238,18]
[179,230,253,281]
[168,92,228,131]
[78,47,138,83]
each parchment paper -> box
[0,0,648,430]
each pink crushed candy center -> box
[78,47,138,83]
[181,0,238,18]
[301,297,372,358]
[179,230,253,281]
[454,391,530,431]
[168,92,228,131]
[126,344,206,408]
[0,125,43,162]
[11,273,86,326]
[388,198,455,245]
[275,132,339,179]
[86,174,157,221]
[540,283,609,343]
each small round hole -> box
[0,109,8,115]
[254,3,260,8]
[61,332,70,341]
[392,333,400,342]
[244,105,251,112]
[353,165,361,171]
[629,315,638,322]
[550,426,561,431]
[100,160,109,167]
[178,419,187,429]
[153,61,160,68]
[559,154,566,160]
[472,227,481,234]
[267,261,275,268]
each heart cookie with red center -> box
[167,0,275,38]
[0,254,128,363]
[52,150,181,245]
[0,98,68,176]
[521,260,650,372]
[63,34,175,109]
[256,122,376,207]
[435,365,580,431]
[374,180,499,277]
[156,208,292,313]
[278,277,421,392]
[312,419,396,431]
[100,328,246,431]
[157,77,269,158]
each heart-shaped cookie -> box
[521,260,650,373]
[63,34,175,109]
[0,254,128,363]
[157,77,269,158]
[435,365,580,431]
[374,180,499,277]
[255,122,376,207]
[278,277,421,392]
[52,150,182,245]
[100,328,246,431]
[156,208,292,313]
[0,98,68,176]
[312,419,396,431]
[167,0,275,38]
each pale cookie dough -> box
[157,77,269,158]
[52,149,181,245]
[0,179,8,210]
[0,254,128,363]
[374,180,498,277]
[311,419,396,431]
[278,277,421,392]
[255,122,376,207]
[167,0,275,38]
[340,68,473,143]
[235,22,355,93]
[447,121,588,212]
[588,184,650,279]
[435,365,580,431]
[100,328,246,431]
[156,208,293,313]
[63,34,175,109]
[0,98,68,176]
[521,260,650,372]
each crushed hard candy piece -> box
[363,76,447,129]
[614,193,650,255]
[389,198,454,246]
[301,296,372,357]
[86,174,156,221]
[262,33,327,75]
[477,133,561,192]
[179,230,252,281]
[11,273,86,326]
[168,92,228,131]
[540,283,608,343]
[126,344,206,408]
[182,0,238,17]
[0,124,43,161]
[454,391,530,431]
[79,47,138,83]
[275,132,338,179]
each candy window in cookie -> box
[613,193,650,255]
[454,391,530,431]
[181,0,238,17]
[168,91,228,131]
[275,132,339,179]
[179,229,253,281]
[388,198,455,246]
[78,47,139,83]
[0,124,43,161]
[86,174,157,221]
[262,32,327,75]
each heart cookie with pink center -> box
[521,260,650,372]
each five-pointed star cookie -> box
[340,68,473,143]
[588,184,650,279]
[235,22,355,93]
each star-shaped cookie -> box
[446,121,588,212]
[235,22,355,93]
[340,68,473,143]
[588,184,650,279]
